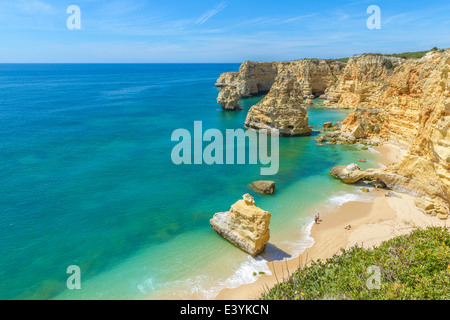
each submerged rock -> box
[315,135,326,143]
[210,194,271,256]
[251,180,276,194]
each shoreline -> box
[214,142,446,300]
[151,142,442,300]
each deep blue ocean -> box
[0,64,380,299]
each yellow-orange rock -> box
[210,194,271,256]
[325,54,404,108]
[217,86,242,110]
[338,50,450,215]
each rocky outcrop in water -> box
[210,194,271,256]
[215,61,277,98]
[216,59,345,131]
[251,180,276,194]
[244,70,311,136]
[217,86,242,110]
[216,59,345,100]
[241,60,347,135]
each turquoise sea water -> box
[0,64,381,299]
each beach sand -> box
[153,143,445,300]
[374,142,408,167]
[214,143,447,300]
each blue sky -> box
[0,0,449,62]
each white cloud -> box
[7,0,56,15]
[195,2,227,25]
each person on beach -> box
[345,225,351,230]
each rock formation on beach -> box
[210,194,271,256]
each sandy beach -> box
[215,143,447,300]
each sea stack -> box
[217,86,242,110]
[244,72,311,136]
[210,194,271,256]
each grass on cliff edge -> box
[260,226,449,300]
[326,48,443,64]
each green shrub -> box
[382,59,394,70]
[260,227,450,300]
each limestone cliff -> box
[216,59,345,100]
[332,50,450,217]
[244,68,311,136]
[210,194,271,256]
[242,59,345,136]
[215,61,277,98]
[325,55,405,108]
[214,50,449,218]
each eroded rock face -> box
[279,59,345,98]
[217,86,242,110]
[335,50,450,213]
[325,54,405,108]
[215,71,240,88]
[215,61,278,98]
[330,161,449,220]
[244,70,311,136]
[216,59,346,135]
[210,194,271,256]
[216,59,345,99]
[214,50,449,217]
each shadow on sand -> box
[258,243,291,262]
